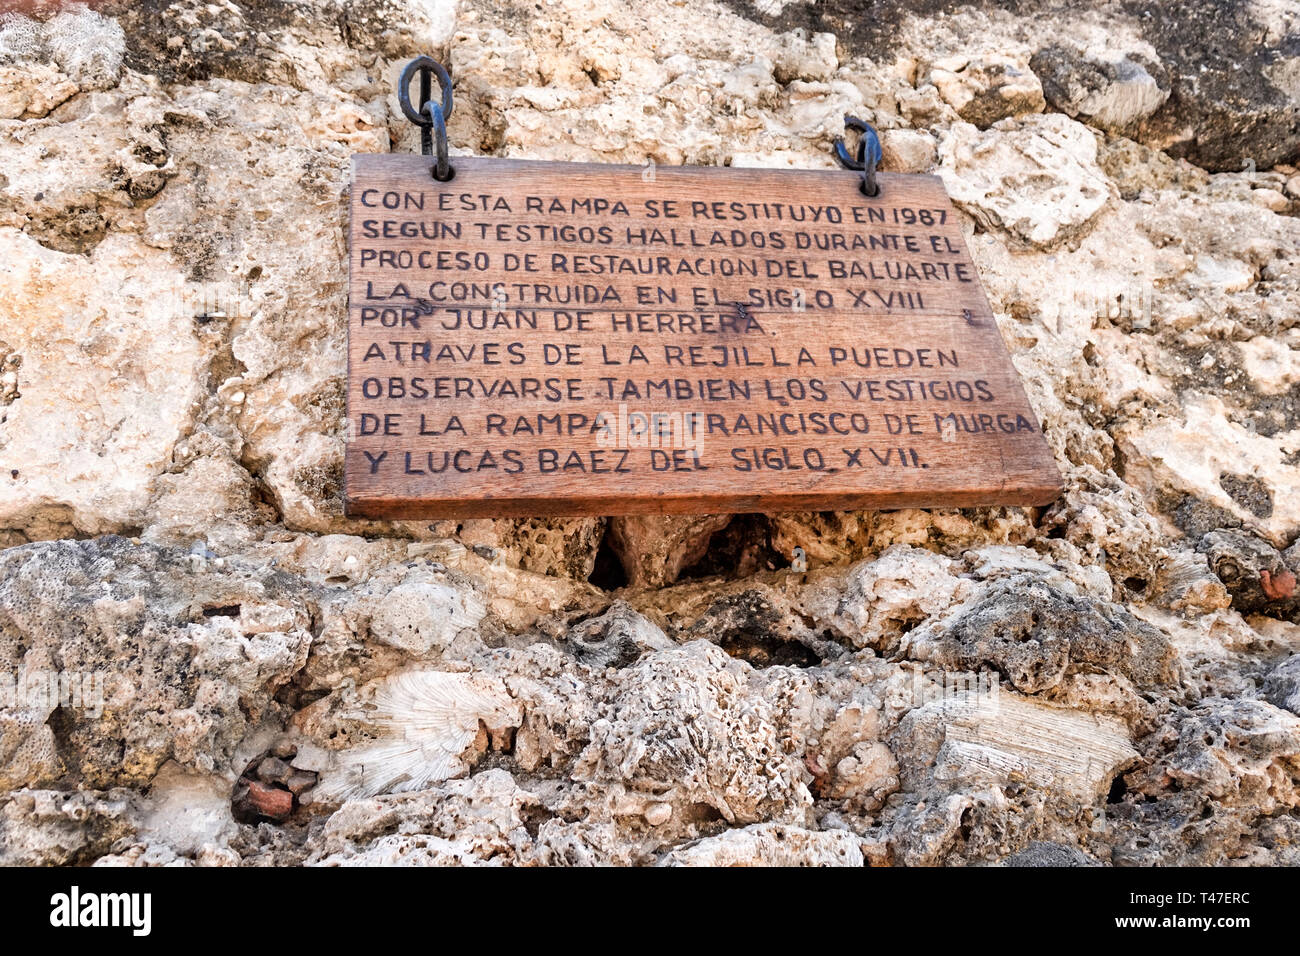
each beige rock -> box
[606,513,732,588]
[939,114,1111,250]
[773,29,837,84]
[900,694,1139,801]
[0,63,77,119]
[0,789,136,866]
[879,127,937,172]
[925,53,1045,127]
[132,762,238,857]
[364,570,487,657]
[41,6,125,89]
[895,82,953,127]
[1,0,1299,870]
[824,741,899,807]
[1128,698,1300,816]
[659,823,863,866]
[798,545,972,649]
[1151,550,1232,616]
[1116,396,1300,547]
[0,6,123,88]
[1251,187,1290,212]
[312,769,543,866]
[644,802,672,826]
[566,600,675,669]
[0,232,205,537]
[573,642,812,825]
[1237,334,1300,396]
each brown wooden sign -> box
[345,155,1061,518]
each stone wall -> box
[0,0,1297,866]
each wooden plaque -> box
[345,155,1061,518]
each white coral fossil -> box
[315,671,521,802]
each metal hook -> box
[833,116,882,197]
[424,100,454,181]
[398,56,455,181]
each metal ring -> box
[397,55,453,128]
[834,116,882,197]
[425,101,454,181]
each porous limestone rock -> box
[0,536,313,788]
[905,575,1179,694]
[938,113,1112,250]
[565,600,675,669]
[1002,841,1098,867]
[572,641,813,825]
[878,127,937,173]
[659,822,864,866]
[0,788,136,866]
[924,53,1045,128]
[605,513,733,588]
[1,0,1299,868]
[1032,43,1169,136]
[896,693,1140,801]
[754,0,1300,171]
[363,570,487,657]
[1264,656,1300,716]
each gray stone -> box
[1001,841,1098,867]
[566,600,675,669]
[1032,44,1169,135]
[1264,656,1300,717]
[918,577,1178,694]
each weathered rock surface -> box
[0,0,1298,867]
[925,53,1045,129]
[939,114,1112,251]
[743,0,1300,172]
[1032,43,1168,137]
